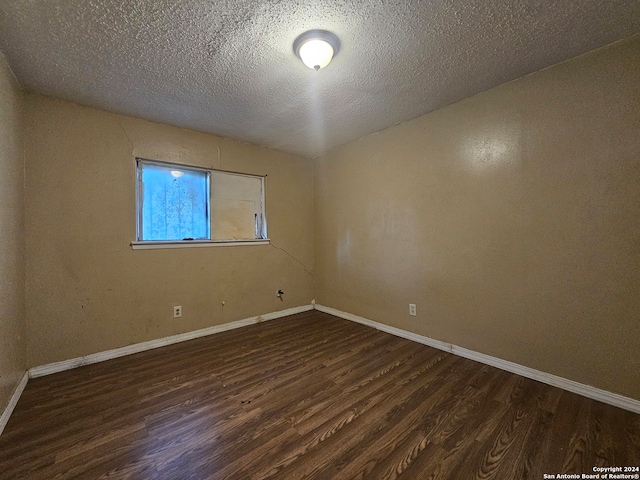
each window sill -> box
[131,239,270,250]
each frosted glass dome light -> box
[293,30,340,71]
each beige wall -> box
[314,36,640,399]
[24,96,314,367]
[0,52,26,413]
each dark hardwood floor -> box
[1,311,639,479]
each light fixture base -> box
[293,30,340,71]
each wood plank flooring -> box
[1,311,638,479]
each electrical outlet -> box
[173,305,182,318]
[409,304,417,316]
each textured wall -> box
[0,52,26,414]
[314,37,640,399]
[24,96,314,367]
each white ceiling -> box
[0,1,638,158]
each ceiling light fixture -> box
[293,30,340,71]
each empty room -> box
[1,1,639,479]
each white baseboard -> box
[0,371,29,437]
[23,302,640,415]
[314,304,640,414]
[29,304,314,378]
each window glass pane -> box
[140,163,209,241]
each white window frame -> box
[132,158,269,250]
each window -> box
[135,159,267,245]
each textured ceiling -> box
[0,1,638,158]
